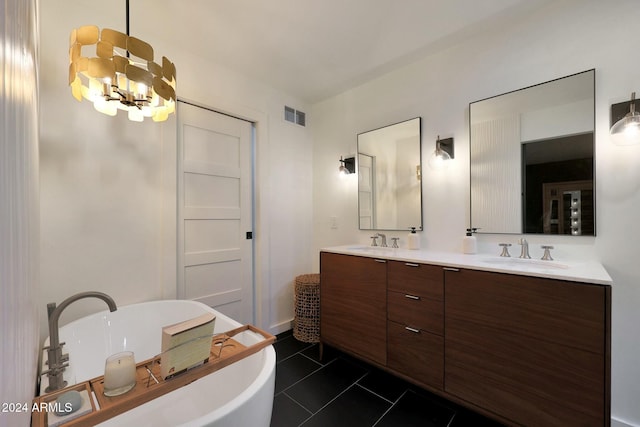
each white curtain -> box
[470,115,522,233]
[0,0,40,425]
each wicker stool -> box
[293,273,320,343]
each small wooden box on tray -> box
[32,324,275,427]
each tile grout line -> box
[274,341,316,365]
[298,382,361,424]
[446,412,456,427]
[293,368,371,425]
[279,342,399,427]
[273,338,499,427]
[279,389,315,426]
[371,389,410,427]
[276,356,334,397]
[356,381,400,405]
[298,349,325,365]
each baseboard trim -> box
[269,318,293,336]
[612,416,638,427]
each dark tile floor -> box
[270,330,504,427]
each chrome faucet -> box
[518,238,531,259]
[43,291,117,392]
[376,233,387,247]
[499,243,512,257]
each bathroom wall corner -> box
[0,0,41,424]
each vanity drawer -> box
[387,260,443,300]
[387,290,443,335]
[387,320,444,390]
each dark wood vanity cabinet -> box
[387,261,444,390]
[445,268,610,426]
[320,252,611,426]
[320,252,387,365]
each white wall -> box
[39,0,178,334]
[159,46,315,335]
[311,0,640,425]
[0,0,40,425]
[39,0,313,343]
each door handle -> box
[404,294,420,300]
[405,326,420,334]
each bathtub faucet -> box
[43,291,117,392]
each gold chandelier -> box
[68,1,176,122]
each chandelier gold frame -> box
[68,1,176,122]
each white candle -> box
[103,351,136,397]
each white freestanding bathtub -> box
[40,300,276,426]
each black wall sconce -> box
[428,136,454,169]
[339,156,355,175]
[611,92,640,145]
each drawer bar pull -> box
[405,262,420,267]
[443,267,460,272]
[405,326,420,334]
[374,259,387,263]
[404,294,420,300]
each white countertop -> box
[321,245,612,285]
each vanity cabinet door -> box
[387,320,443,390]
[320,252,387,365]
[444,268,610,427]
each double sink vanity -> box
[319,245,612,426]
[332,68,609,425]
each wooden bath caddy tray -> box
[32,324,275,427]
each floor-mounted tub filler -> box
[39,300,276,426]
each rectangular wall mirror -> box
[357,117,422,231]
[470,69,595,236]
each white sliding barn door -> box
[177,101,254,324]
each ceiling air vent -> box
[284,106,306,127]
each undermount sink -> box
[480,257,569,270]
[347,245,390,250]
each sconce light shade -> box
[610,92,640,145]
[428,136,454,169]
[339,156,355,175]
[69,2,176,122]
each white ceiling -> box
[130,0,553,104]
